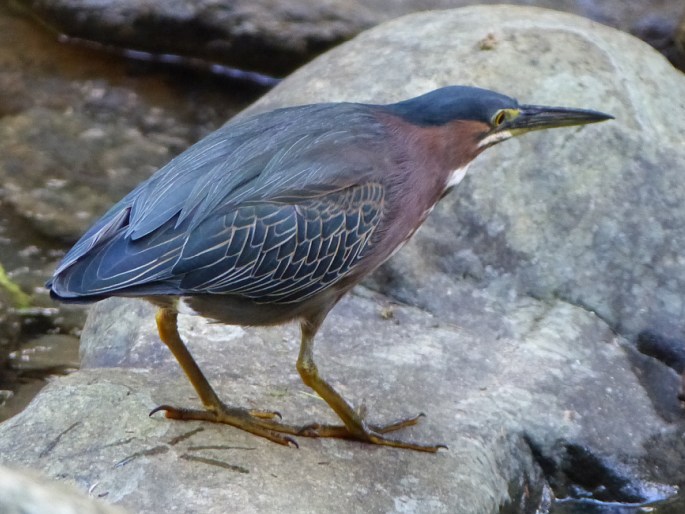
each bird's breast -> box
[445,164,470,189]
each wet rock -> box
[17,0,685,75]
[0,327,81,422]
[676,11,685,69]
[0,105,175,241]
[0,5,263,245]
[0,288,21,350]
[19,0,377,77]
[0,3,263,303]
[3,5,685,513]
[9,333,79,373]
[0,287,21,412]
[0,1,262,421]
[0,293,674,513]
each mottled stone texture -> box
[17,0,685,74]
[19,0,377,76]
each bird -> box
[47,86,612,452]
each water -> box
[550,493,685,514]
[0,1,266,422]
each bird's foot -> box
[150,403,302,447]
[297,412,447,453]
[150,404,445,452]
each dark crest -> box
[383,86,518,127]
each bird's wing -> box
[49,182,385,304]
[128,104,385,238]
[51,103,385,279]
[175,181,385,303]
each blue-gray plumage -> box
[48,86,612,451]
[49,103,387,303]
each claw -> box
[289,412,445,452]
[149,405,172,417]
[284,436,299,448]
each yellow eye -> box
[492,108,520,128]
[493,110,507,126]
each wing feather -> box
[177,182,384,303]
[49,102,392,302]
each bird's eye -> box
[493,110,507,127]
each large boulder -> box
[2,6,684,513]
[0,293,674,513]
[244,5,685,354]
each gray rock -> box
[3,5,684,513]
[245,3,685,370]
[0,464,128,514]
[0,105,175,241]
[0,293,674,513]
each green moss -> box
[0,263,31,309]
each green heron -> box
[48,86,611,452]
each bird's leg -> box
[151,307,445,451]
[151,307,302,446]
[294,314,447,453]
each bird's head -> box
[385,85,613,151]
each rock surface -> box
[245,6,685,356]
[0,3,264,422]
[0,293,674,513]
[17,0,685,75]
[2,5,685,514]
[0,464,128,514]
[18,0,378,77]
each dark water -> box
[0,2,265,422]
[550,494,685,514]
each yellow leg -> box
[151,307,446,452]
[294,315,447,453]
[151,308,300,446]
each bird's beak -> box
[507,105,614,135]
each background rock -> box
[0,1,263,275]
[0,2,266,423]
[16,0,685,75]
[244,3,685,383]
[2,5,685,514]
[16,0,378,77]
